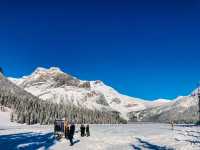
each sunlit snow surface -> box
[0,110,200,150]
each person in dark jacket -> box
[80,124,85,137]
[86,124,90,137]
[68,122,75,146]
[170,120,174,130]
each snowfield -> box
[0,109,200,150]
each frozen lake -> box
[0,111,200,150]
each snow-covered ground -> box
[0,109,200,150]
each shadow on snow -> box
[0,132,56,150]
[73,139,80,144]
[131,138,174,150]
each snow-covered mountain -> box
[8,67,169,119]
[128,94,199,123]
[1,72,125,124]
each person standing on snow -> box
[80,124,85,137]
[86,124,90,137]
[64,119,69,139]
[170,120,174,130]
[68,122,75,146]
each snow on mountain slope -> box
[89,81,149,118]
[147,99,171,108]
[128,94,199,122]
[8,67,168,119]
[127,83,200,123]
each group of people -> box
[80,124,90,137]
[63,121,90,146]
[64,121,76,146]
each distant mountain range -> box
[128,96,198,123]
[7,67,199,123]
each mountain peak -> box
[33,67,63,75]
[49,67,62,72]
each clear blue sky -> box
[0,0,200,100]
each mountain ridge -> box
[8,67,174,120]
[8,67,199,123]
